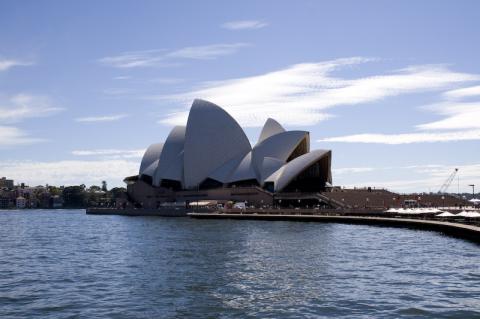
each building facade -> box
[0,177,14,190]
[126,99,332,208]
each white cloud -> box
[0,160,138,187]
[0,94,62,147]
[98,49,169,68]
[319,129,480,144]
[75,114,128,123]
[333,167,376,174]
[444,85,480,99]
[72,149,145,159]
[417,102,480,131]
[166,43,249,60]
[0,58,33,71]
[0,125,46,147]
[154,58,478,127]
[222,20,268,30]
[99,43,248,68]
[0,94,64,123]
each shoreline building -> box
[125,99,332,208]
[0,177,14,190]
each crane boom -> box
[438,168,458,194]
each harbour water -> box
[0,209,479,318]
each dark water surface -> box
[0,210,479,318]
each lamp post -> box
[469,184,475,199]
[442,195,445,208]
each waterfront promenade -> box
[188,210,480,244]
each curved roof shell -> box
[154,151,184,186]
[137,99,332,193]
[153,126,186,186]
[252,130,309,183]
[142,160,159,177]
[183,99,251,189]
[260,157,284,183]
[265,149,331,192]
[208,152,246,183]
[139,143,163,176]
[228,152,257,183]
[257,118,285,145]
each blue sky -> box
[1,0,479,192]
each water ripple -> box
[0,210,479,318]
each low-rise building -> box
[0,197,10,209]
[0,177,14,190]
[16,196,26,209]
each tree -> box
[110,187,126,200]
[89,185,101,192]
[63,186,87,208]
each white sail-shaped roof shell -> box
[208,152,246,183]
[228,152,257,183]
[137,99,332,193]
[183,99,251,189]
[139,143,163,176]
[260,157,284,183]
[153,126,186,186]
[142,160,159,178]
[257,118,285,145]
[265,150,332,192]
[252,130,309,183]
[154,151,184,186]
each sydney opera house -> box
[125,99,332,208]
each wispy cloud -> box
[0,94,62,147]
[222,20,268,30]
[0,94,64,123]
[318,72,480,144]
[153,58,478,127]
[72,149,145,159]
[0,57,33,71]
[417,102,480,131]
[75,114,128,123]
[99,43,249,68]
[0,126,46,147]
[113,76,131,80]
[99,49,172,68]
[319,129,480,144]
[166,43,249,60]
[333,167,376,174]
[0,160,138,187]
[444,85,480,99]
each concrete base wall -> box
[127,180,273,208]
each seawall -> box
[188,212,480,244]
